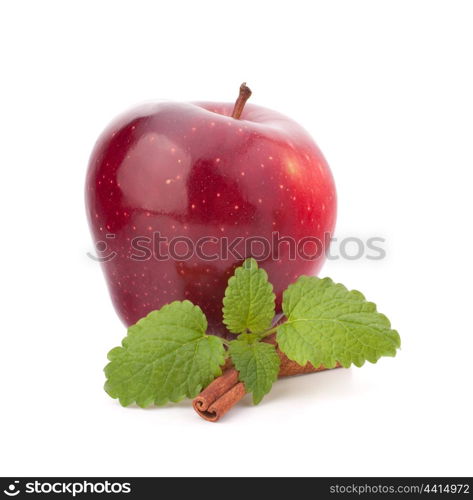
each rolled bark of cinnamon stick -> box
[193,334,341,422]
[193,368,246,422]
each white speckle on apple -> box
[165,179,172,184]
[268,156,273,160]
[258,198,263,204]
[191,204,196,209]
[216,193,221,197]
[234,205,239,210]
[215,158,221,163]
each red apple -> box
[86,85,336,334]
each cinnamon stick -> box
[264,334,335,377]
[193,368,245,422]
[193,335,341,422]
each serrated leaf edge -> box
[278,276,401,369]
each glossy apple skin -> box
[86,101,336,334]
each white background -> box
[1,0,472,477]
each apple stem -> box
[231,83,252,119]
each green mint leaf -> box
[229,338,280,404]
[237,333,259,342]
[104,301,225,407]
[223,258,275,334]
[277,276,401,369]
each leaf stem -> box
[258,326,279,339]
